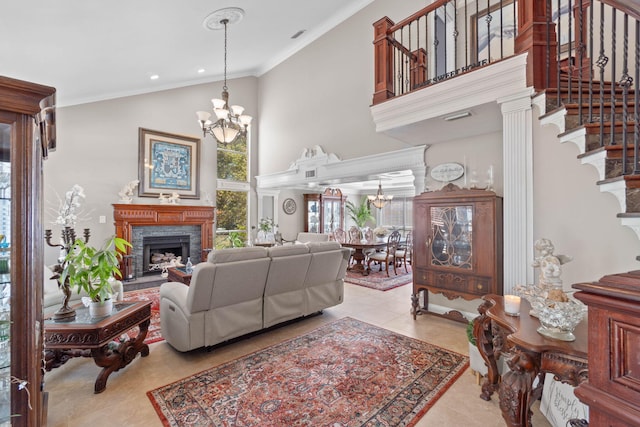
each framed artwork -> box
[471,0,517,63]
[138,128,200,199]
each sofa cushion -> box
[296,232,329,243]
[306,241,341,253]
[207,247,268,264]
[267,245,309,258]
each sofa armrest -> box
[160,281,190,314]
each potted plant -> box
[60,235,131,317]
[345,196,375,229]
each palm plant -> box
[345,196,375,228]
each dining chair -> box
[394,231,412,273]
[366,230,401,276]
[333,228,346,243]
[347,226,360,243]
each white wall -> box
[532,106,640,287]
[44,77,258,264]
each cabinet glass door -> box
[323,200,340,233]
[430,205,472,269]
[307,200,320,233]
[0,124,10,423]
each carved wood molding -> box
[113,203,215,260]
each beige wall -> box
[44,77,258,264]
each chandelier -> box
[368,181,393,209]
[196,10,252,144]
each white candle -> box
[504,295,521,316]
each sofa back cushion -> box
[207,246,268,264]
[267,244,309,258]
[296,232,329,243]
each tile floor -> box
[44,283,550,426]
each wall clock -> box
[283,198,297,215]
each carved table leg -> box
[411,292,419,319]
[498,349,540,427]
[91,318,150,394]
[474,300,501,401]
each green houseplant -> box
[60,235,131,308]
[345,196,375,228]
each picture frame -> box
[138,128,200,199]
[283,198,297,215]
[471,0,517,64]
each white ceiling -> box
[1,0,373,107]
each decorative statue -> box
[531,238,572,288]
[158,193,169,204]
[168,192,180,204]
[118,179,139,203]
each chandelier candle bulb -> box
[504,295,521,316]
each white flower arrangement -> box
[373,226,388,237]
[54,184,86,227]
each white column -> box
[498,89,535,293]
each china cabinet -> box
[412,184,503,322]
[0,76,56,426]
[303,188,346,234]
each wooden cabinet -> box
[573,271,640,427]
[303,188,346,234]
[412,184,503,322]
[0,76,56,426]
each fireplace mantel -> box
[113,204,215,261]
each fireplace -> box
[113,204,215,281]
[142,234,190,275]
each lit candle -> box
[504,295,521,316]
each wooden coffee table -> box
[44,300,151,393]
[167,267,192,285]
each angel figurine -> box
[531,238,572,288]
[118,180,139,203]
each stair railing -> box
[372,0,518,105]
[546,0,640,177]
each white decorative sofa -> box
[159,241,350,352]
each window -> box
[377,197,413,235]
[215,135,250,249]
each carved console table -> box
[473,294,588,427]
[44,301,151,393]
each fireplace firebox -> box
[142,235,190,275]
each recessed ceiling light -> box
[150,74,160,80]
[197,68,206,74]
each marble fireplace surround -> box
[113,204,215,278]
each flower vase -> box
[89,299,113,318]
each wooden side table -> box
[44,301,151,393]
[473,294,588,427]
[167,267,192,285]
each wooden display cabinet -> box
[303,188,346,234]
[573,271,640,426]
[411,184,503,322]
[0,76,56,426]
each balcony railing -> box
[373,0,640,178]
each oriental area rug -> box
[345,265,412,291]
[123,287,163,344]
[147,317,468,427]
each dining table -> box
[341,240,387,275]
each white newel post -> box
[499,89,535,294]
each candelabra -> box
[44,227,90,320]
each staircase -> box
[534,73,640,240]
